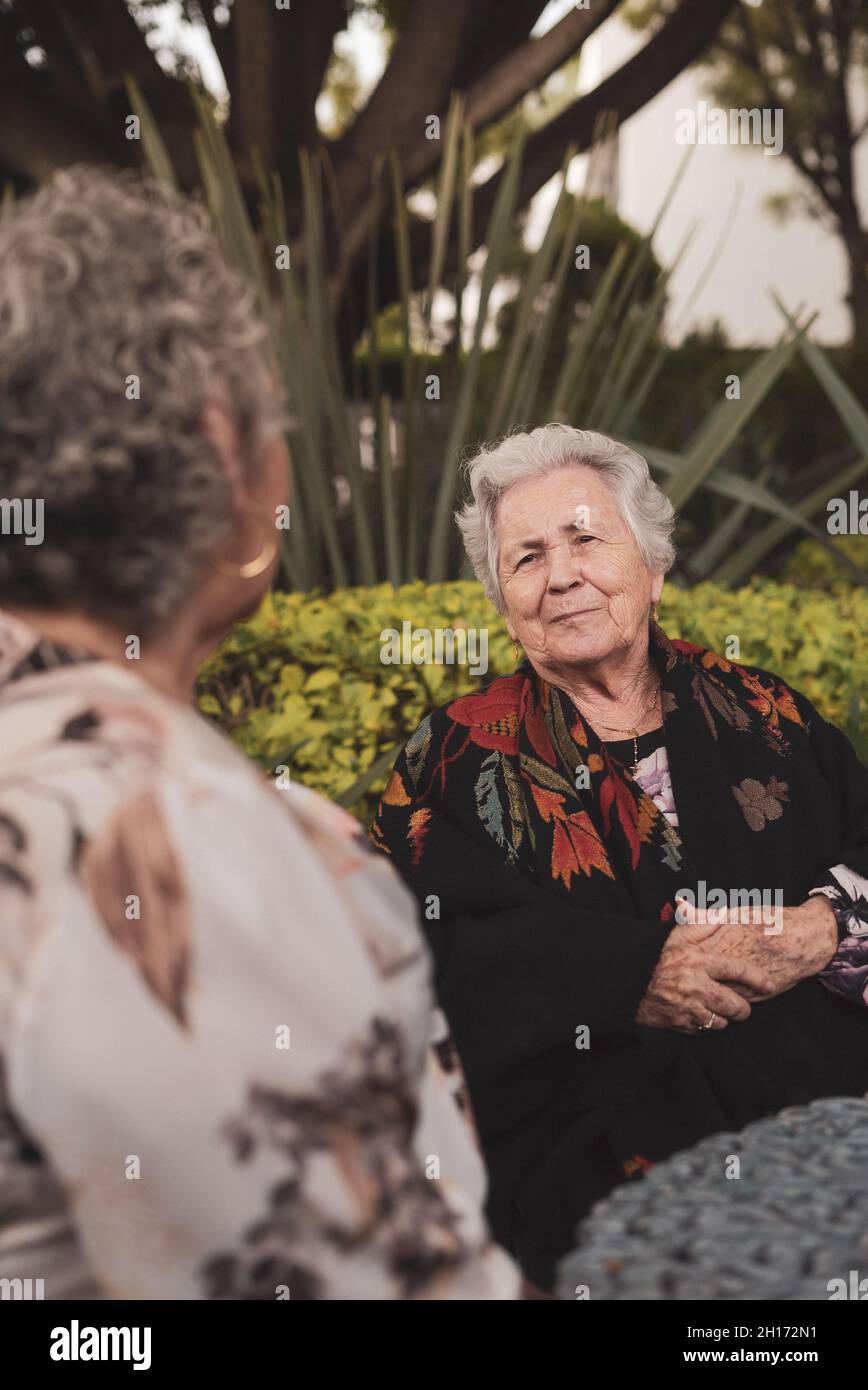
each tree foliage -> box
[0,0,737,323]
[627,0,868,339]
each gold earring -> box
[650,602,659,623]
[215,511,279,579]
[512,641,523,662]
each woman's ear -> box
[201,400,246,511]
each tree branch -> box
[1,0,201,184]
[439,0,739,278]
[332,0,480,186]
[736,4,849,218]
[462,0,620,134]
[451,0,549,91]
[226,0,347,195]
[341,0,737,327]
[0,61,129,183]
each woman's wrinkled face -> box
[496,465,663,670]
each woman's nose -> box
[547,543,583,592]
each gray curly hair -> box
[0,165,286,631]
[455,424,676,612]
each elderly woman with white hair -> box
[370,425,868,1292]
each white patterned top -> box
[0,611,520,1300]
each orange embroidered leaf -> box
[551,812,613,890]
[701,651,732,673]
[635,792,658,846]
[600,769,642,869]
[523,691,558,767]
[383,769,411,806]
[772,683,804,727]
[529,783,566,824]
[408,807,432,865]
[528,783,612,887]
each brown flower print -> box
[731,775,790,832]
[200,1018,469,1300]
[80,787,192,1028]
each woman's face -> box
[496,465,663,671]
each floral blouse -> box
[0,612,519,1300]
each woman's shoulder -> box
[0,650,393,872]
[409,668,527,745]
[0,663,198,992]
[390,668,528,796]
[0,662,431,1108]
[669,636,813,732]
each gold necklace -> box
[571,679,662,774]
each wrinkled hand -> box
[636,917,775,1034]
[675,897,838,1003]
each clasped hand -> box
[635,897,838,1034]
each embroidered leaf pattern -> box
[404,714,433,791]
[689,667,752,740]
[383,770,411,806]
[529,784,613,889]
[502,756,532,856]
[519,753,576,799]
[475,753,505,849]
[704,676,753,731]
[599,765,644,869]
[740,672,806,739]
[635,791,659,850]
[548,687,584,772]
[770,682,804,727]
[407,808,432,866]
[522,688,558,767]
[474,751,531,864]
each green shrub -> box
[196,579,868,822]
[778,535,868,595]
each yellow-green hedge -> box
[196,579,868,822]
[779,534,868,595]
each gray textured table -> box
[556,1094,868,1300]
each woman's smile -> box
[548,607,602,624]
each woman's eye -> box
[518,553,538,566]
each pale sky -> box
[145,0,867,346]
[585,9,867,346]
